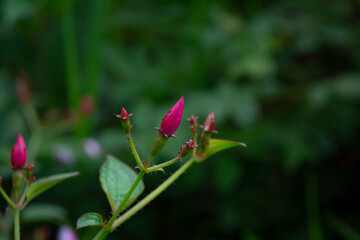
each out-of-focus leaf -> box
[26,172,79,201]
[100,155,144,211]
[197,138,246,162]
[326,214,360,240]
[22,203,67,223]
[76,212,104,230]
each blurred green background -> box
[1,0,360,239]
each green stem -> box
[112,157,195,229]
[93,171,145,240]
[92,228,111,240]
[128,137,144,171]
[0,187,17,209]
[18,185,29,207]
[61,1,80,110]
[144,133,168,170]
[107,171,145,228]
[146,157,179,173]
[306,169,323,240]
[14,209,20,240]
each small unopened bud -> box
[26,163,34,183]
[156,97,184,138]
[187,115,199,136]
[0,176,2,185]
[197,112,218,158]
[177,139,198,160]
[199,112,218,134]
[116,107,133,138]
[144,97,185,169]
[80,95,94,116]
[11,134,27,168]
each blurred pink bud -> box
[57,226,78,240]
[16,71,31,104]
[187,114,199,136]
[116,107,133,120]
[11,134,27,168]
[187,115,198,125]
[80,95,94,116]
[200,112,218,134]
[158,97,184,137]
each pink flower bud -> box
[116,107,133,138]
[16,71,31,104]
[11,134,27,168]
[187,115,199,136]
[157,97,184,137]
[200,112,218,134]
[80,95,94,116]
[115,107,133,120]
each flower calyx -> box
[177,139,198,160]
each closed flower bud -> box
[187,115,199,136]
[116,107,133,120]
[80,95,94,116]
[197,112,218,158]
[157,97,184,138]
[26,163,34,183]
[116,107,133,138]
[200,112,218,134]
[11,134,27,168]
[144,97,184,169]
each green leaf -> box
[76,212,104,230]
[26,172,79,202]
[100,155,144,211]
[197,139,246,162]
[22,203,67,223]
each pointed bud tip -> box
[201,112,217,133]
[159,97,184,137]
[121,107,127,115]
[11,133,27,168]
[116,107,133,120]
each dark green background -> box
[1,0,360,239]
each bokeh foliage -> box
[1,0,360,239]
